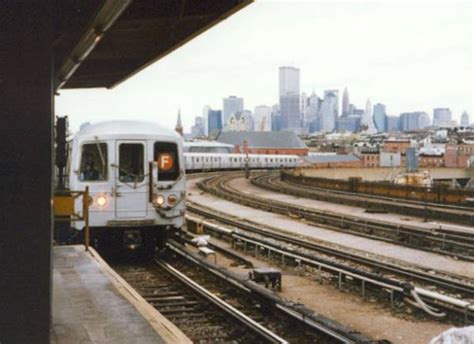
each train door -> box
[115,141,147,217]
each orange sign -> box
[158,153,174,171]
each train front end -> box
[69,121,185,258]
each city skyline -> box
[56,1,472,132]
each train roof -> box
[184,140,234,148]
[76,120,181,141]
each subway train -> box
[184,152,302,171]
[68,120,185,257]
[67,120,304,257]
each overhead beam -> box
[55,0,132,90]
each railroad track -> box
[185,202,474,324]
[254,171,474,226]
[111,243,376,343]
[197,172,474,260]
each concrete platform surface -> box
[51,245,190,344]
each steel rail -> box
[184,208,474,323]
[167,243,370,343]
[154,257,289,344]
[255,172,474,229]
[187,202,474,294]
[198,173,474,260]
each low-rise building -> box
[380,152,401,167]
[383,140,411,154]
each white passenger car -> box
[69,121,185,256]
[184,152,301,171]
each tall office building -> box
[337,115,360,132]
[433,108,452,127]
[361,99,376,132]
[208,109,222,136]
[280,94,301,132]
[279,66,300,96]
[254,105,272,131]
[191,116,205,137]
[461,111,470,127]
[319,91,338,132]
[307,92,320,132]
[279,66,301,132]
[419,112,431,129]
[300,92,308,127]
[386,115,400,132]
[223,96,244,131]
[202,105,210,136]
[373,103,387,133]
[342,87,350,115]
[400,112,429,131]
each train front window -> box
[119,143,144,182]
[80,143,108,181]
[154,142,180,181]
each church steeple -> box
[175,109,183,136]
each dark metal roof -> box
[216,131,308,149]
[54,0,252,89]
[306,154,361,163]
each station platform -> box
[51,245,190,344]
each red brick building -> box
[419,153,444,167]
[383,140,411,154]
[444,144,471,168]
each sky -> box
[56,0,473,132]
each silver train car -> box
[184,152,302,171]
[69,121,185,257]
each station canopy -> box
[54,0,251,90]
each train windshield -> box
[119,143,144,182]
[154,142,180,181]
[80,143,108,181]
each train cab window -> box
[154,142,180,181]
[119,143,144,182]
[80,143,108,181]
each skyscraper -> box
[433,108,452,127]
[223,96,244,131]
[307,92,320,132]
[279,66,301,132]
[360,99,376,133]
[300,92,308,128]
[254,105,272,131]
[386,115,400,132]
[280,94,301,132]
[342,87,350,115]
[191,116,205,137]
[373,103,387,133]
[400,112,429,131]
[461,111,470,127]
[279,66,300,96]
[202,105,210,136]
[319,91,338,132]
[208,109,222,136]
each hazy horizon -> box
[56,0,472,132]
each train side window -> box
[119,143,144,182]
[80,143,108,181]
[154,142,180,181]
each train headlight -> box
[96,195,108,207]
[167,194,178,207]
[154,194,165,207]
